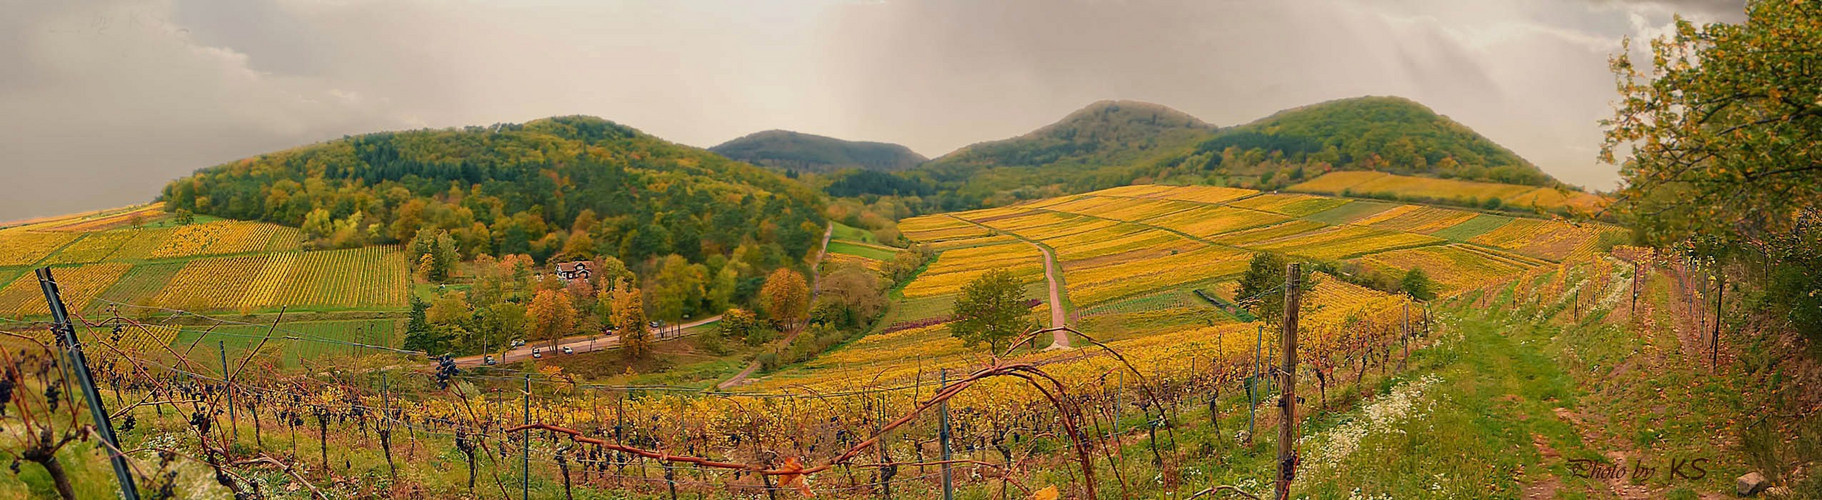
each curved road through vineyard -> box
[945,214,1071,349]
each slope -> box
[913,100,1219,202]
[1189,95,1560,187]
[160,116,828,266]
[709,129,927,173]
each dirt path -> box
[811,223,832,295]
[716,223,833,389]
[1031,242,1070,349]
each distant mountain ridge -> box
[839,96,1570,209]
[926,99,1216,170]
[709,130,926,174]
[901,100,1221,206]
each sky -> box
[0,0,1746,221]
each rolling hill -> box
[161,116,828,268]
[845,96,1570,211]
[708,129,926,173]
[1187,96,1559,187]
[909,100,1219,204]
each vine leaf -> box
[776,456,812,495]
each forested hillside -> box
[1182,96,1558,187]
[161,116,827,271]
[909,100,1218,207]
[836,96,1567,213]
[709,129,926,174]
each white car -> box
[531,348,542,359]
[562,346,574,355]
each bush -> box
[744,326,776,347]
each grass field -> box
[828,221,878,244]
[1304,200,1401,224]
[826,240,898,261]
[168,318,404,367]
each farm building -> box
[553,261,591,281]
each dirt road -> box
[1030,242,1071,349]
[943,214,1071,349]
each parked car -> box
[511,339,525,348]
[562,346,574,355]
[531,348,542,359]
[484,355,497,366]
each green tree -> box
[410,229,459,282]
[761,268,810,329]
[426,292,474,326]
[716,308,765,345]
[591,255,635,292]
[612,279,653,359]
[479,302,527,352]
[707,264,740,311]
[1602,1,1821,341]
[1400,268,1435,301]
[816,264,886,328]
[1604,1,1821,249]
[527,289,576,350]
[1236,252,1291,325]
[402,296,448,355]
[649,254,707,328]
[302,208,333,240]
[948,268,1030,352]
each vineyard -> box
[0,208,411,329]
[906,184,1623,315]
[0,248,1458,499]
[1288,171,1611,214]
[0,182,1669,499]
[898,236,1044,298]
[0,183,1740,499]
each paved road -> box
[453,314,722,367]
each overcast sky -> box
[0,0,1745,221]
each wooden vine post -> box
[1275,262,1301,500]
